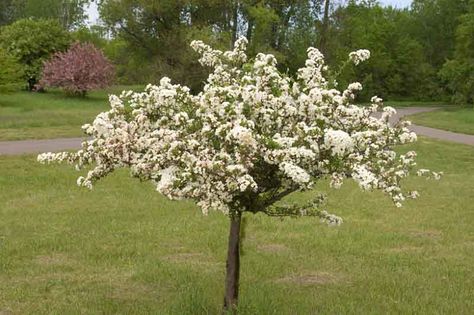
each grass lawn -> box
[383,100,448,107]
[358,100,448,108]
[0,138,473,314]
[0,86,142,141]
[408,107,474,135]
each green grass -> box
[0,86,142,141]
[383,100,448,107]
[358,100,448,108]
[408,107,474,135]
[0,138,473,314]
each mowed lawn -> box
[0,86,142,141]
[0,138,473,314]
[408,106,474,135]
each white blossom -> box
[280,162,311,185]
[352,165,378,190]
[349,49,371,65]
[37,37,438,222]
[324,129,354,156]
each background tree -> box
[0,0,16,26]
[0,19,71,90]
[9,0,90,29]
[97,0,213,90]
[328,1,440,100]
[96,0,324,90]
[40,42,114,96]
[439,0,474,106]
[410,0,470,68]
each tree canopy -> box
[3,0,90,29]
[89,0,473,104]
[0,18,71,90]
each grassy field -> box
[408,107,474,135]
[358,100,447,108]
[383,100,448,107]
[0,86,142,141]
[0,137,473,314]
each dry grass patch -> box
[162,252,222,269]
[408,229,442,239]
[385,245,424,253]
[107,280,157,302]
[256,243,288,253]
[35,253,75,267]
[275,271,344,286]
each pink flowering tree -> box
[38,38,440,312]
[40,42,114,96]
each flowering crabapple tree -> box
[38,38,440,312]
[40,42,114,96]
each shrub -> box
[0,18,70,90]
[439,59,474,105]
[40,42,114,96]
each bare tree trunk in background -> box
[245,1,256,45]
[62,0,69,29]
[246,18,253,43]
[277,4,295,50]
[319,0,331,55]
[222,211,242,314]
[231,0,239,49]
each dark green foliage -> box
[328,2,442,101]
[411,0,470,68]
[0,47,24,92]
[97,0,216,90]
[8,0,90,29]
[0,0,16,26]
[96,0,324,90]
[439,0,474,105]
[0,18,71,90]
[93,0,472,102]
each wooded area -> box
[1,0,473,104]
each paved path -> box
[0,107,473,156]
[0,137,84,156]
[388,107,474,146]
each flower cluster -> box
[38,38,439,222]
[349,49,371,65]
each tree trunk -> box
[246,18,253,43]
[27,78,36,92]
[222,211,242,314]
[230,0,239,49]
[319,0,331,55]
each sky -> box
[86,0,413,25]
[380,0,412,7]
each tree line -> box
[1,0,473,104]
